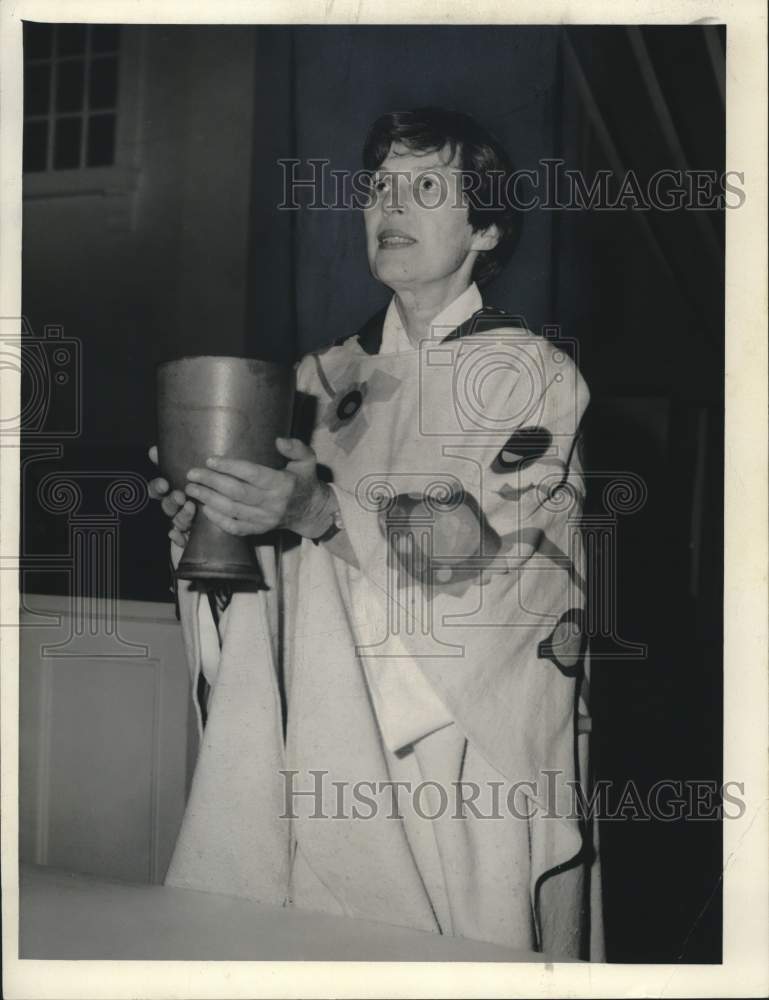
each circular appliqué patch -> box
[325,381,369,434]
[491,426,552,474]
[537,608,587,677]
[336,388,363,421]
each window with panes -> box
[23,23,122,173]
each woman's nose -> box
[382,198,404,216]
[382,174,410,214]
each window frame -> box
[22,24,145,202]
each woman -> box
[149,107,603,959]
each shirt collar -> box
[379,282,483,354]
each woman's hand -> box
[147,445,196,549]
[184,437,332,538]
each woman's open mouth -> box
[378,230,417,249]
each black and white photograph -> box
[1,1,766,997]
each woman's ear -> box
[470,223,500,253]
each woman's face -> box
[363,141,497,298]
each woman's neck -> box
[393,278,473,347]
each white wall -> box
[19,594,194,883]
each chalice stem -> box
[176,506,265,584]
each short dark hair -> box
[362,107,519,286]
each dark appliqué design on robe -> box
[313,356,401,455]
[489,421,589,679]
[491,425,553,474]
[538,607,588,677]
[491,426,575,503]
[378,489,503,597]
[326,381,367,432]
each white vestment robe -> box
[165,284,605,960]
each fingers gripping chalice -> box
[156,356,295,584]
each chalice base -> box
[175,514,265,583]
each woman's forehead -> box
[378,141,460,173]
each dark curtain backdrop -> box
[21,23,724,964]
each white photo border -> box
[1,1,766,997]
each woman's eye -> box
[373,178,388,193]
[421,176,435,189]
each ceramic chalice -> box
[156,355,295,583]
